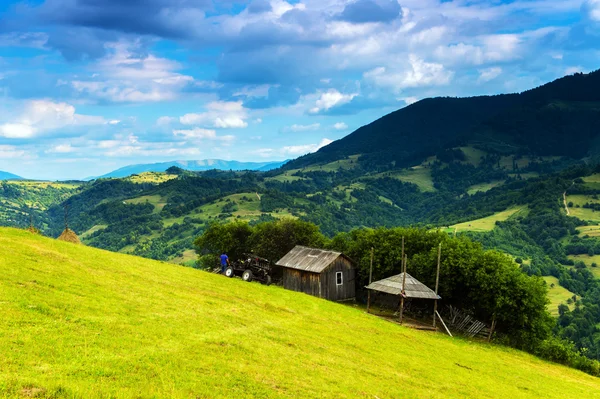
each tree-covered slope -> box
[0,227,599,398]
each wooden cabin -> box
[276,246,356,301]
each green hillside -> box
[0,227,598,398]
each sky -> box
[0,0,599,180]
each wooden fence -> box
[443,305,491,339]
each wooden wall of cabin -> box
[282,269,322,297]
[321,258,355,301]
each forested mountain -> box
[96,159,288,179]
[0,171,21,180]
[288,70,600,169]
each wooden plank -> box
[436,311,453,337]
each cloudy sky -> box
[0,0,599,179]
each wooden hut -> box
[366,272,441,326]
[276,246,356,301]
[366,273,440,300]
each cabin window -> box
[336,271,343,285]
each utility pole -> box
[367,247,374,313]
[399,254,407,324]
[64,204,69,230]
[433,243,442,328]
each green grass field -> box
[566,195,600,222]
[467,180,505,195]
[448,207,527,233]
[124,195,167,214]
[5,180,82,190]
[459,146,487,166]
[577,225,600,237]
[161,193,298,228]
[1,227,599,398]
[543,276,576,316]
[365,166,436,192]
[124,172,177,184]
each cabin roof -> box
[276,245,351,273]
[365,273,441,299]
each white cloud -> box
[583,0,600,22]
[565,66,586,75]
[364,55,453,92]
[156,116,176,126]
[71,41,195,103]
[93,134,206,158]
[257,138,333,158]
[478,67,502,83]
[0,100,105,139]
[0,145,27,159]
[333,122,348,130]
[180,101,249,129]
[46,144,74,154]
[0,123,36,139]
[282,138,333,155]
[283,123,321,132]
[173,127,235,142]
[401,97,419,105]
[309,89,357,114]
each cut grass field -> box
[448,207,527,233]
[1,228,599,398]
[124,195,167,214]
[124,172,177,184]
[161,193,298,228]
[565,194,600,222]
[467,180,505,195]
[543,276,576,316]
[577,225,600,237]
[365,166,436,192]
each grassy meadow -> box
[447,207,526,233]
[1,227,599,398]
[543,276,576,315]
[365,167,436,192]
[565,194,600,222]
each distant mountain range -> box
[0,170,21,180]
[94,159,289,179]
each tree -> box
[193,220,253,267]
[248,218,326,262]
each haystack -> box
[57,228,81,244]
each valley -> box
[3,70,600,376]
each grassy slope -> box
[448,207,526,233]
[543,276,576,315]
[0,228,599,398]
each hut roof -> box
[276,245,350,273]
[365,273,440,299]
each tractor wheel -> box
[242,269,253,282]
[224,266,235,278]
[264,275,272,286]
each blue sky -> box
[0,0,599,180]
